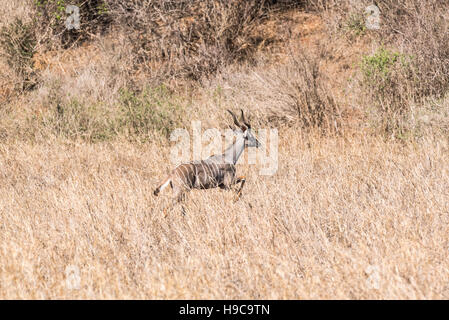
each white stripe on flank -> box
[159,179,171,192]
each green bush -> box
[118,85,186,140]
[361,47,414,89]
[44,98,118,142]
[360,47,416,135]
[330,1,449,100]
[42,84,186,142]
[344,13,366,37]
[0,18,38,91]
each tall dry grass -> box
[1,130,448,299]
[1,1,449,300]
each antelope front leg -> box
[233,176,246,202]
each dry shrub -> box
[107,0,298,81]
[320,0,449,100]
[25,0,304,85]
[320,1,449,135]
[221,52,340,133]
[372,1,449,135]
[33,0,111,49]
[266,54,339,131]
[376,0,449,99]
[0,1,33,99]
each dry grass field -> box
[1,131,449,299]
[1,0,449,299]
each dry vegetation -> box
[0,0,448,299]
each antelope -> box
[153,109,261,211]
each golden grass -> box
[1,1,449,300]
[1,129,448,299]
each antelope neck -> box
[223,135,246,165]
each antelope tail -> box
[153,177,172,196]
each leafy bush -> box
[42,84,186,141]
[118,85,186,139]
[321,0,449,137]
[374,0,449,99]
[328,1,449,98]
[344,12,366,37]
[360,47,416,135]
[361,48,414,88]
[44,98,118,142]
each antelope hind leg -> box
[165,190,186,217]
